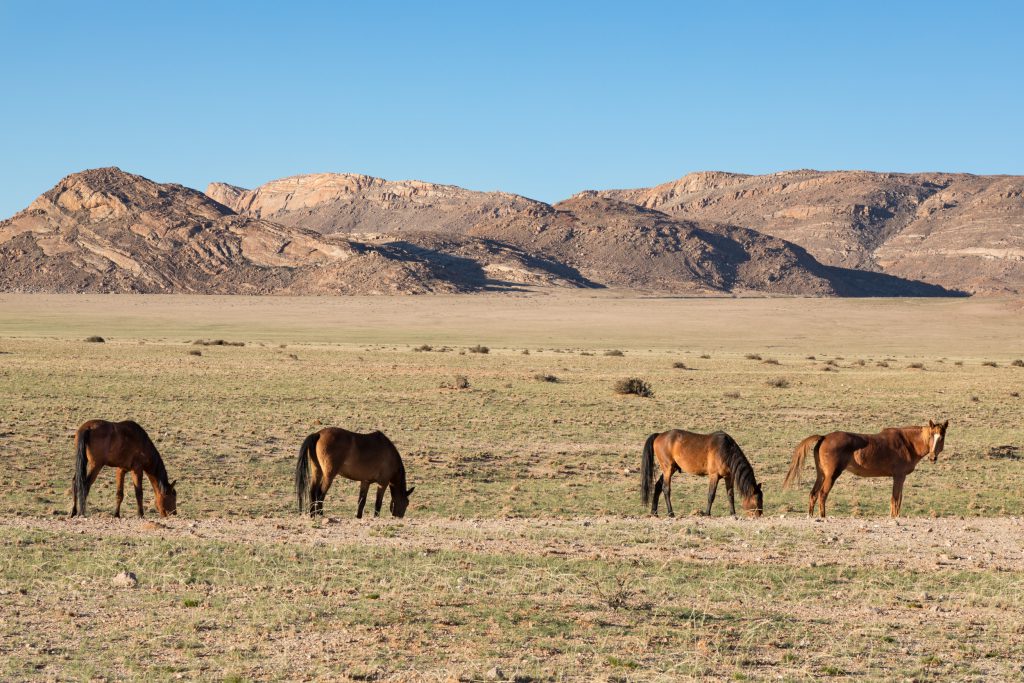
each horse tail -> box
[640,432,659,507]
[783,435,823,489]
[73,426,90,516]
[295,432,320,515]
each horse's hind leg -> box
[356,481,371,519]
[663,471,675,517]
[891,474,906,517]
[705,474,720,516]
[808,471,824,516]
[114,468,126,518]
[373,485,386,517]
[651,475,664,516]
[818,470,843,518]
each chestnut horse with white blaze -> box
[784,420,948,517]
[71,420,178,517]
[295,428,414,518]
[641,430,764,517]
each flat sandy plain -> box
[1,292,1023,681]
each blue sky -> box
[1,1,1021,217]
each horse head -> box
[925,420,949,463]
[389,486,415,518]
[157,479,178,516]
[741,482,764,517]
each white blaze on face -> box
[931,433,941,453]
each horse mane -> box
[138,427,172,493]
[374,431,407,494]
[719,433,758,497]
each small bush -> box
[453,375,470,389]
[468,345,489,354]
[766,377,790,388]
[806,355,816,360]
[762,358,780,365]
[724,391,741,399]
[534,373,559,383]
[970,396,980,402]
[84,336,105,343]
[824,359,838,366]
[822,366,836,372]
[876,361,890,368]
[413,344,433,352]
[745,353,762,360]
[580,351,593,356]
[699,353,711,359]
[1011,392,1020,398]
[193,339,244,347]
[982,361,998,367]
[954,360,964,366]
[908,362,925,369]
[604,349,625,357]
[854,359,866,366]
[614,378,653,397]
[1011,359,1024,367]
[521,349,530,355]
[672,361,688,369]
[188,350,202,356]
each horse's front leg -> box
[114,468,126,518]
[705,474,720,516]
[891,474,906,517]
[132,469,145,517]
[373,485,386,517]
[725,476,736,516]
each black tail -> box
[72,428,89,516]
[640,432,659,507]
[295,432,320,515]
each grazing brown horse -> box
[295,428,414,518]
[783,420,948,517]
[71,420,178,518]
[641,430,763,517]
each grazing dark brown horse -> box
[641,430,764,517]
[783,420,948,517]
[71,420,178,518]
[295,428,414,518]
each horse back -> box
[657,429,729,477]
[317,427,402,484]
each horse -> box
[640,430,764,517]
[783,420,948,517]
[70,420,178,518]
[295,428,414,518]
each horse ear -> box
[928,420,935,428]
[170,479,177,489]
[406,487,415,496]
[942,420,949,430]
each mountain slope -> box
[0,169,583,294]
[596,170,1024,294]
[469,195,953,296]
[207,173,546,235]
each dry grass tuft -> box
[613,378,652,397]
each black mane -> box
[719,433,759,497]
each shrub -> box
[672,361,687,369]
[614,378,653,397]
[521,349,530,355]
[193,339,244,347]
[982,361,998,367]
[84,336,105,343]
[745,353,762,360]
[413,344,433,352]
[1011,359,1024,367]
[468,345,489,354]
[188,350,202,356]
[908,362,925,369]
[766,377,790,388]
[805,355,816,360]
[699,353,711,359]
[876,361,890,368]
[724,391,741,399]
[604,349,625,357]
[762,358,780,365]
[534,373,559,383]
[954,360,964,366]
[824,359,838,366]
[453,375,470,389]
[854,359,866,366]
[822,366,836,372]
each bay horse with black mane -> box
[784,420,948,517]
[295,428,414,518]
[641,430,764,517]
[71,420,178,517]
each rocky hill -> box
[0,169,584,294]
[207,173,545,235]
[596,170,1024,294]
